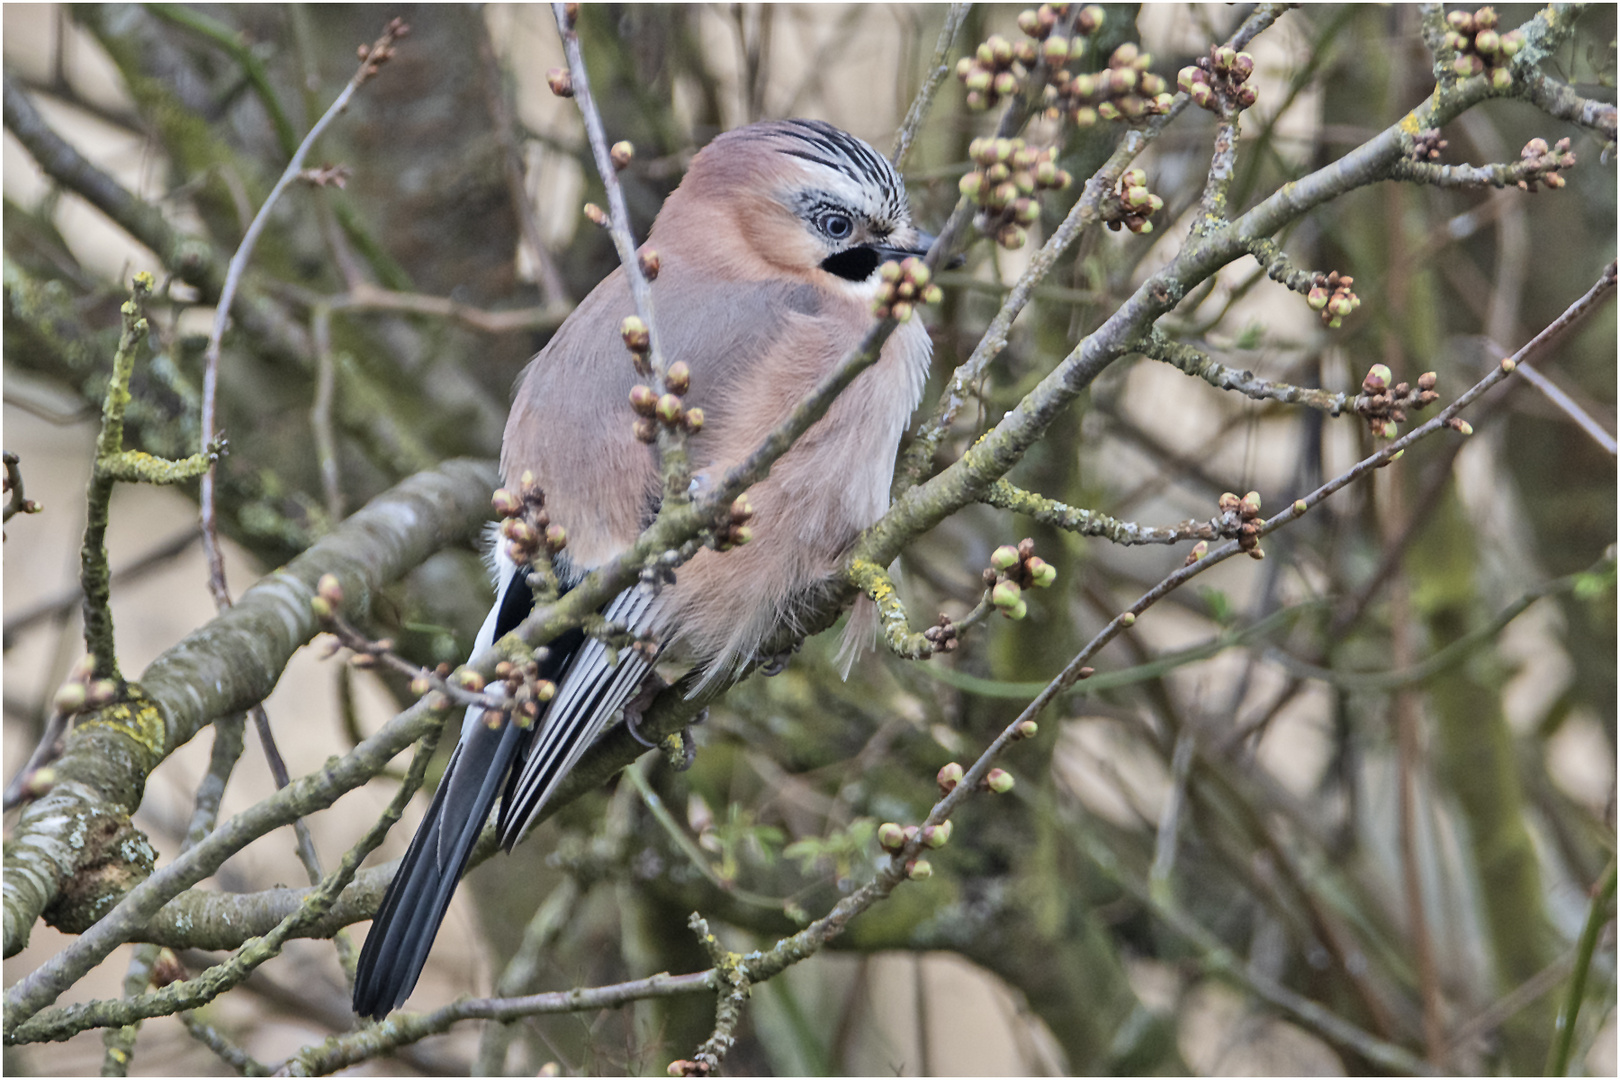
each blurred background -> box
[4,4,1615,1075]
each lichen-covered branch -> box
[1138,328,1351,413]
[1,460,496,962]
[6,720,441,1045]
[847,559,936,659]
[979,478,1222,545]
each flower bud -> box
[1028,557,1057,588]
[53,682,87,714]
[639,249,660,280]
[1016,719,1039,739]
[992,580,1023,609]
[621,315,650,353]
[683,407,705,432]
[906,858,934,880]
[546,68,574,97]
[665,360,691,395]
[491,487,522,517]
[937,761,965,793]
[959,171,985,201]
[629,384,658,416]
[317,573,344,607]
[610,140,635,170]
[985,768,1015,794]
[879,822,907,851]
[922,821,953,848]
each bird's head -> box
[652,119,936,290]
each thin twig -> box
[278,970,715,1074]
[550,3,690,499]
[1546,859,1617,1076]
[198,17,412,612]
[890,3,971,170]
[1501,359,1617,456]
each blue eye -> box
[819,212,853,240]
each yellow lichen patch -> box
[79,692,166,758]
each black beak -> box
[819,230,966,282]
[872,229,965,269]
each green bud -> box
[992,580,1023,608]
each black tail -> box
[352,567,576,1019]
[350,712,526,1018]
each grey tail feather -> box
[351,713,525,1019]
[353,563,554,1019]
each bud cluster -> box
[872,257,943,322]
[1305,270,1361,329]
[983,537,1058,621]
[1017,2,1104,43]
[956,32,1031,113]
[491,655,558,730]
[1178,44,1259,114]
[1216,490,1266,558]
[356,17,410,85]
[629,357,703,444]
[956,6,1108,113]
[1410,128,1449,163]
[1515,137,1576,192]
[1104,168,1164,235]
[1445,6,1523,89]
[878,819,954,854]
[1044,42,1172,127]
[922,612,959,654]
[959,137,1072,250]
[1356,365,1442,441]
[493,471,568,566]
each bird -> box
[352,118,937,1018]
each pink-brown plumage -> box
[354,119,934,1019]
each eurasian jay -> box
[353,118,936,1017]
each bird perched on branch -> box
[353,119,937,1018]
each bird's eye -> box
[818,212,854,240]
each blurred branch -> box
[1547,859,1618,1076]
[890,3,971,170]
[2,451,42,523]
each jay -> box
[353,118,935,1017]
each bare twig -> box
[890,3,971,170]
[198,16,412,612]
[2,451,43,524]
[550,2,691,498]
[1546,859,1617,1075]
